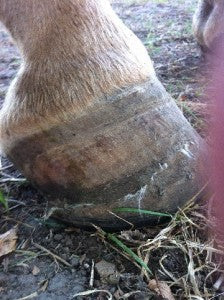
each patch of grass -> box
[182,19,193,36]
[145,32,162,56]
[176,99,206,132]
[174,19,193,39]
[165,81,185,97]
[147,43,162,56]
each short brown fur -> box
[0,0,155,147]
[193,0,224,49]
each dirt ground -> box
[0,1,220,299]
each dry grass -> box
[138,200,223,298]
[94,185,224,299]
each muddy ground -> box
[0,1,216,299]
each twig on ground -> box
[3,216,34,228]
[0,164,13,171]
[72,289,112,299]
[32,242,72,267]
[89,260,95,288]
[0,177,26,183]
[15,292,38,300]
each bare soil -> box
[0,1,214,299]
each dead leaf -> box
[149,279,175,300]
[0,227,18,258]
[32,265,40,276]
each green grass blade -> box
[0,190,8,210]
[107,233,152,275]
[114,207,172,218]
